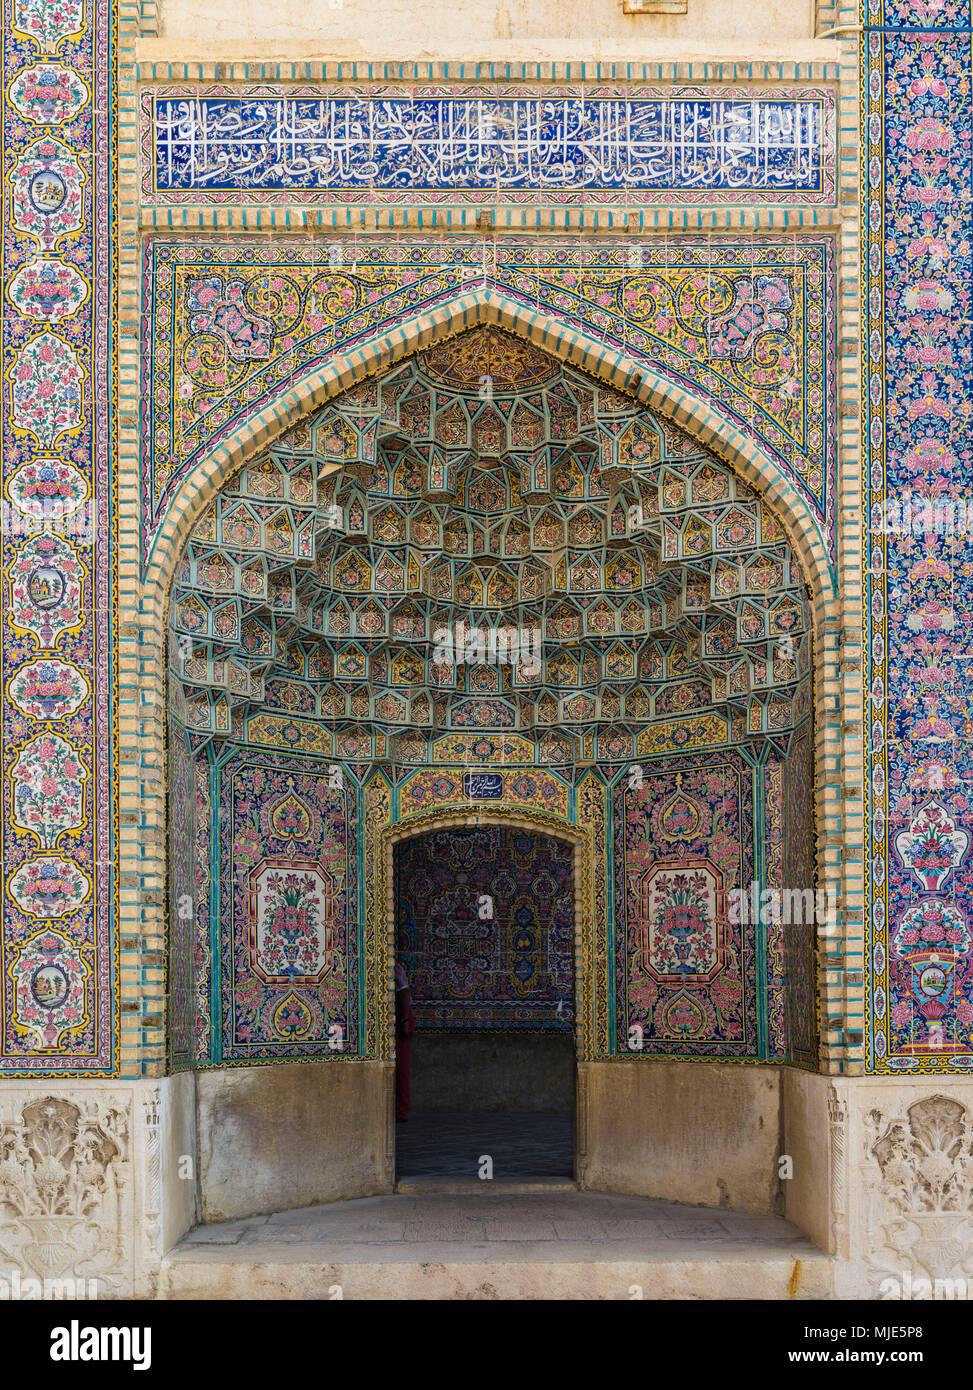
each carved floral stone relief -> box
[861,1093,973,1293]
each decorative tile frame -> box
[1,0,118,1073]
[861,0,973,1072]
[142,291,857,1075]
[142,84,838,207]
[0,29,868,1080]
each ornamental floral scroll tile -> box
[9,64,90,124]
[259,785,320,845]
[185,275,273,362]
[10,332,83,446]
[9,929,89,1050]
[893,899,971,964]
[9,856,91,919]
[891,899,972,1056]
[894,799,970,892]
[8,658,90,721]
[10,140,84,250]
[6,534,83,648]
[271,993,314,1040]
[12,734,89,849]
[704,274,795,361]
[642,862,722,977]
[249,859,336,983]
[13,0,85,53]
[8,458,89,527]
[9,259,89,323]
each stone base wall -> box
[196,1062,394,1223]
[6,1067,972,1297]
[0,1076,194,1300]
[577,1061,784,1213]
[827,1078,973,1300]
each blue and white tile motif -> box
[150,90,833,204]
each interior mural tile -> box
[615,754,757,1058]
[396,828,574,1031]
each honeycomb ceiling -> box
[170,328,811,767]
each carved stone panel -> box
[833,1082,973,1298]
[0,1083,170,1297]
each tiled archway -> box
[145,287,834,607]
[165,327,816,1075]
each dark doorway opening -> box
[393,825,575,1182]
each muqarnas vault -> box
[166,329,816,1069]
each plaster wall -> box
[161,1077,973,1300]
[147,0,832,62]
[160,1071,199,1253]
[782,1068,834,1254]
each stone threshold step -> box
[160,1255,831,1300]
[395,1177,578,1195]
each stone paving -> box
[395,1110,573,1179]
[164,1191,831,1298]
[178,1190,816,1256]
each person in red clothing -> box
[394,960,416,1122]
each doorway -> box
[392,824,576,1182]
